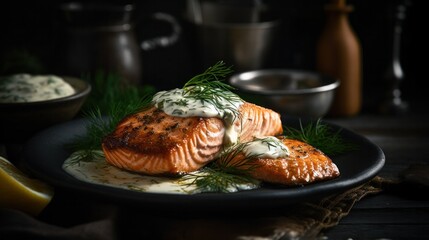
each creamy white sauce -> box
[152,87,244,145]
[62,151,258,194]
[0,74,75,103]
[243,137,290,159]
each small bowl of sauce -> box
[0,74,77,103]
[0,74,91,143]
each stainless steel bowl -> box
[229,69,339,118]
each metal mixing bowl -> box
[229,69,339,118]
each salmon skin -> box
[223,137,340,186]
[102,102,283,175]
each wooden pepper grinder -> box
[316,0,362,117]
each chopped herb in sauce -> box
[0,74,75,103]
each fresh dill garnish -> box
[68,95,152,163]
[183,61,235,93]
[180,141,264,193]
[182,168,260,193]
[215,141,262,173]
[81,71,156,115]
[284,119,356,156]
[182,61,243,121]
[67,72,154,164]
[176,98,188,106]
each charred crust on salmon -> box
[165,123,179,131]
[101,101,284,176]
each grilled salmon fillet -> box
[102,102,283,175]
[225,137,340,185]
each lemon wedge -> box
[0,156,54,216]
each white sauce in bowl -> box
[0,74,76,103]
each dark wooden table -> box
[2,112,429,240]
[322,113,429,239]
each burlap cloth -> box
[1,176,397,240]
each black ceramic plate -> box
[22,117,384,213]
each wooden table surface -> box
[322,113,429,239]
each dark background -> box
[0,0,426,114]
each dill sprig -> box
[215,141,262,173]
[77,95,151,151]
[182,168,260,193]
[182,61,242,120]
[82,71,156,115]
[183,61,235,93]
[284,119,357,156]
[180,141,263,193]
[67,72,154,164]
